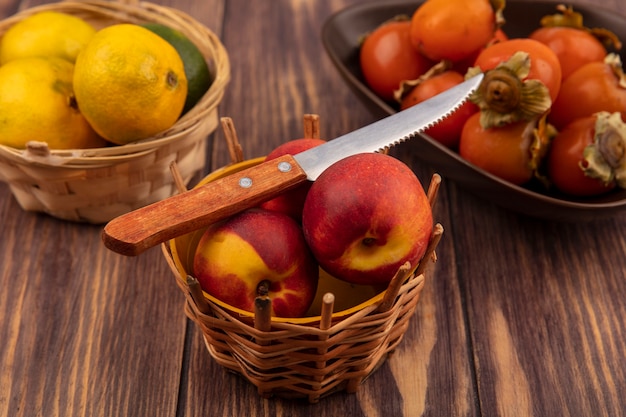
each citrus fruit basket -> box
[0,0,230,223]
[160,140,444,402]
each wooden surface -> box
[1,0,625,416]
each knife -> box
[102,73,483,256]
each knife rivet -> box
[277,161,292,173]
[239,177,253,188]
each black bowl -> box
[322,0,626,221]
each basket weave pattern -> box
[160,153,443,401]
[0,0,230,223]
[163,215,442,402]
[179,271,426,401]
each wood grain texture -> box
[0,198,187,417]
[448,188,626,417]
[0,0,625,416]
[0,1,225,417]
[208,0,377,169]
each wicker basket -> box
[161,149,444,402]
[0,0,230,223]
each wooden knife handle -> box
[102,154,308,256]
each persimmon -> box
[469,38,562,129]
[473,38,562,102]
[359,18,434,102]
[408,0,502,63]
[459,112,554,185]
[548,112,625,197]
[530,26,608,80]
[549,54,626,130]
[529,4,621,80]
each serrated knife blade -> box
[103,73,483,256]
[295,73,483,180]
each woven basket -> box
[161,149,444,402]
[0,0,230,223]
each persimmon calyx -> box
[529,114,557,186]
[490,0,506,28]
[539,4,583,28]
[589,28,622,51]
[393,60,450,103]
[605,53,626,89]
[467,51,552,129]
[582,111,626,188]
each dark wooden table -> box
[1,0,625,416]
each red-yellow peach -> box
[193,208,319,318]
[301,153,433,285]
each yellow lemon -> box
[0,57,106,150]
[0,11,96,64]
[73,24,188,145]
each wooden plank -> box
[0,1,226,417]
[0,196,185,417]
[448,185,626,417]
[208,0,377,167]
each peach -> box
[193,208,319,318]
[302,153,433,285]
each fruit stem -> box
[481,68,523,114]
[166,70,179,89]
[361,237,376,247]
[68,94,79,112]
[467,52,552,129]
[257,279,271,297]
